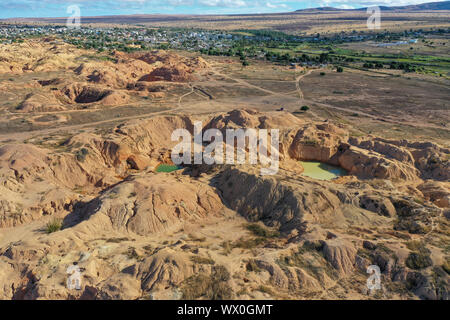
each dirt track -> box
[1,65,448,146]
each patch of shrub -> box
[301,240,324,253]
[300,105,310,111]
[301,139,319,146]
[221,241,233,255]
[181,265,233,300]
[46,218,62,234]
[246,223,280,238]
[233,237,266,249]
[191,255,216,265]
[246,259,261,273]
[406,241,429,254]
[75,147,89,162]
[442,260,450,275]
[125,246,142,261]
[405,252,432,270]
[257,285,274,295]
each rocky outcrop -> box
[338,146,420,181]
[0,108,448,300]
[16,92,66,113]
[205,109,303,132]
[215,166,342,235]
[322,239,357,276]
[288,123,346,164]
[136,248,207,292]
[418,181,450,208]
[357,194,396,217]
[59,83,129,106]
[76,50,209,89]
[79,174,223,235]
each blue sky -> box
[0,0,442,18]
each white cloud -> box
[198,0,247,7]
[337,4,354,8]
[266,2,288,9]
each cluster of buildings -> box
[0,24,236,51]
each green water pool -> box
[300,161,347,181]
[155,164,183,173]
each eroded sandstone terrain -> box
[0,39,448,300]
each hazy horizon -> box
[0,0,447,19]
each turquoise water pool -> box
[300,161,347,180]
[155,164,183,173]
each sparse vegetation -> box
[232,237,267,249]
[257,285,274,295]
[190,255,216,265]
[277,247,338,281]
[245,223,280,238]
[125,246,142,261]
[75,148,89,162]
[442,260,450,275]
[246,259,261,273]
[301,139,319,146]
[406,252,433,270]
[300,105,310,111]
[181,265,233,300]
[0,14,449,302]
[45,218,62,234]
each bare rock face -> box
[0,39,81,74]
[417,181,450,208]
[80,174,223,235]
[59,83,129,106]
[349,137,416,165]
[338,146,420,181]
[114,115,194,153]
[322,239,357,276]
[205,109,303,132]
[75,50,209,89]
[215,167,342,235]
[16,92,66,113]
[96,275,142,300]
[254,259,290,289]
[139,66,194,82]
[137,248,205,292]
[75,59,155,89]
[357,194,396,217]
[0,108,448,300]
[391,197,441,234]
[0,258,20,299]
[255,259,321,292]
[288,123,347,164]
[0,144,82,227]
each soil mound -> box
[60,83,129,106]
[0,39,81,74]
[16,92,66,113]
[138,65,194,82]
[79,174,223,235]
[205,109,303,130]
[76,50,209,88]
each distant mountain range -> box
[296,1,450,12]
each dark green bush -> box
[405,252,432,270]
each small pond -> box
[155,164,183,173]
[300,161,347,181]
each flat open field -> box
[1,48,448,147]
